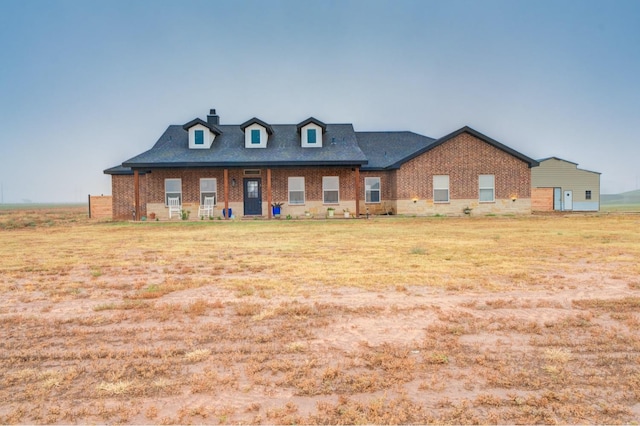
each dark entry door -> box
[243,178,262,215]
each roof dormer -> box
[183,118,222,149]
[240,117,273,149]
[297,117,326,148]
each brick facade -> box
[112,174,147,220]
[395,133,531,201]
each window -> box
[288,177,305,205]
[479,174,495,202]
[251,129,260,144]
[165,178,182,205]
[194,129,204,145]
[323,176,339,204]
[433,175,450,203]
[585,190,592,200]
[200,178,217,205]
[307,128,316,144]
[365,177,380,203]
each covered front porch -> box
[132,166,363,221]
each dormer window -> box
[194,130,204,145]
[297,117,326,148]
[251,129,261,144]
[240,117,273,149]
[307,129,317,144]
[182,118,222,149]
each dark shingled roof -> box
[120,123,368,169]
[103,165,146,175]
[358,126,538,170]
[104,116,539,175]
[356,131,437,170]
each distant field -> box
[1,207,640,424]
[601,203,640,212]
[0,203,86,211]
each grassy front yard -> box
[1,208,639,423]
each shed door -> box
[553,188,562,211]
[243,178,262,216]
[564,190,573,211]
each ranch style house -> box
[104,108,539,220]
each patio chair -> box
[198,195,215,218]
[168,196,181,219]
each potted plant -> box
[327,207,335,217]
[271,202,284,217]
[463,206,472,215]
[343,208,350,218]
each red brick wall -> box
[112,174,147,220]
[395,133,531,200]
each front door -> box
[243,178,262,216]
[564,190,573,211]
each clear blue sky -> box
[1,0,638,202]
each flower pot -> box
[327,210,334,217]
[272,206,281,216]
[344,212,350,218]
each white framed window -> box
[200,178,217,205]
[288,177,305,205]
[165,178,182,205]
[433,175,450,203]
[479,174,495,202]
[323,176,339,204]
[365,177,380,203]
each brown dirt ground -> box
[2,265,640,424]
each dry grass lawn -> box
[1,207,640,424]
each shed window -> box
[585,190,592,200]
[433,175,449,203]
[200,178,217,205]
[365,177,380,203]
[251,129,260,144]
[479,174,495,202]
[194,129,204,145]
[288,177,305,205]
[323,176,339,204]
[165,178,182,205]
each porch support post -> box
[133,169,140,221]
[354,166,360,217]
[223,168,229,220]
[267,168,272,219]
